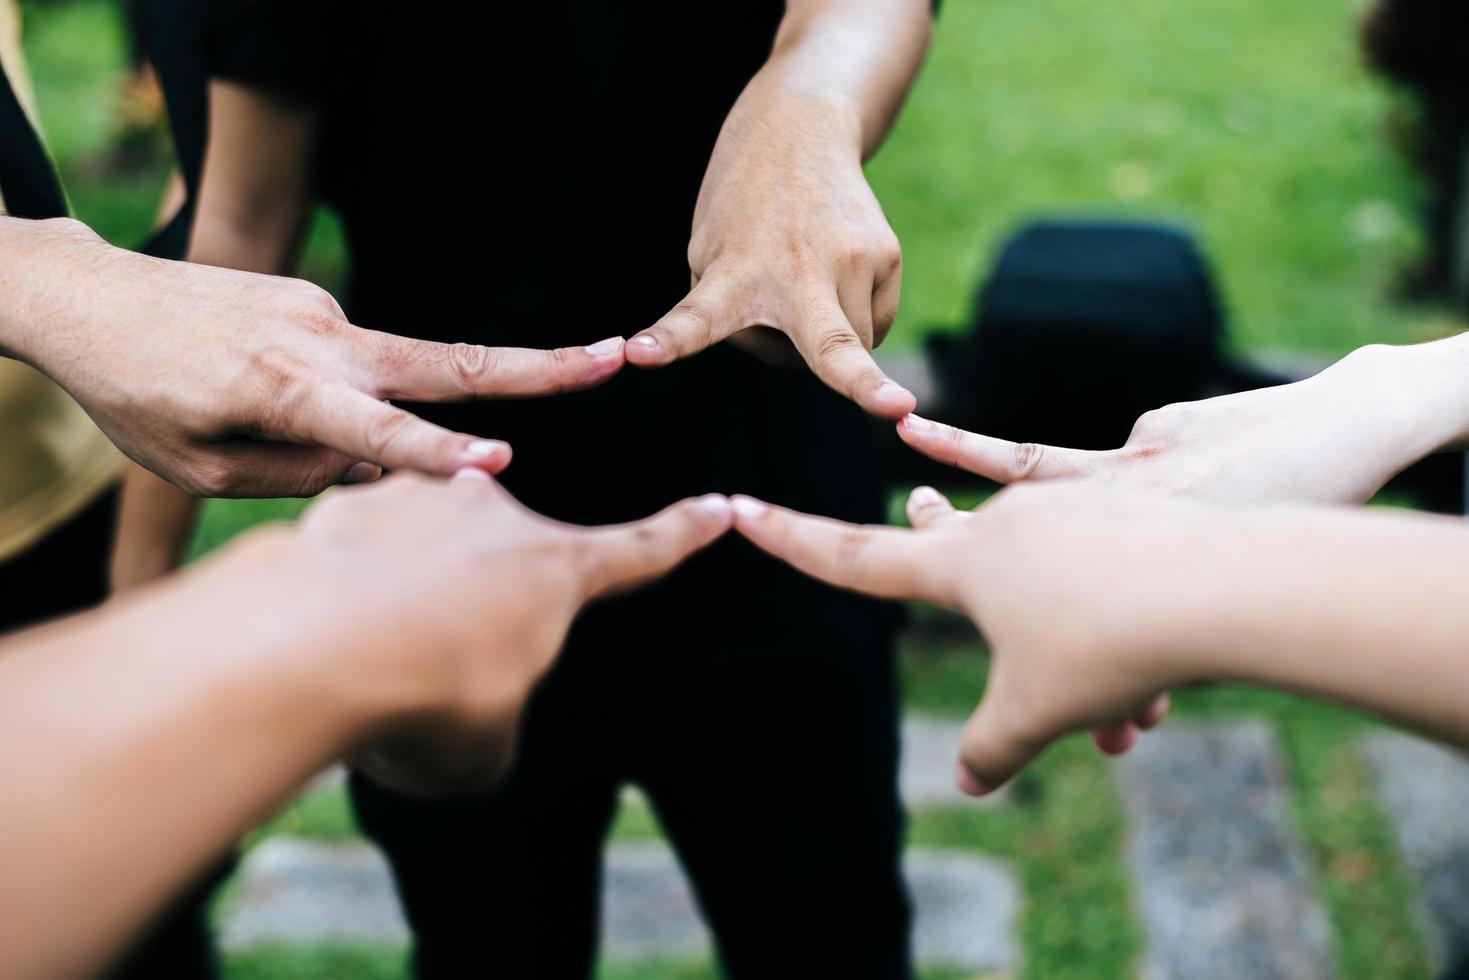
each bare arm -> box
[897,333,1469,505]
[113,81,321,588]
[626,0,933,417]
[0,475,731,978]
[732,483,1469,794]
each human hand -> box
[3,218,626,497]
[275,472,732,795]
[626,87,915,418]
[730,483,1204,796]
[897,339,1469,505]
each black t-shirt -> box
[205,2,901,681]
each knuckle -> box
[1011,442,1046,480]
[814,327,862,361]
[189,460,236,498]
[447,343,500,388]
[362,408,414,459]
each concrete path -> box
[1361,729,1469,971]
[1115,721,1333,980]
[222,838,1020,972]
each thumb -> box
[578,494,734,599]
[954,679,1052,798]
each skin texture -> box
[0,473,731,980]
[731,483,1469,797]
[0,213,627,498]
[625,0,932,419]
[897,335,1469,505]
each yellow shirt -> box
[0,0,122,561]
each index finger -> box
[578,494,735,599]
[367,331,626,401]
[897,414,1101,483]
[790,306,915,419]
[729,496,953,605]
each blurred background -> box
[18,0,1469,977]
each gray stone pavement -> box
[222,838,1019,972]
[1115,721,1333,980]
[1361,729,1469,971]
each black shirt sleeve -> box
[204,0,337,103]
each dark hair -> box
[1361,0,1469,308]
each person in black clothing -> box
[114,2,935,975]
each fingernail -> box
[343,462,382,484]
[954,763,991,798]
[877,378,909,397]
[695,493,732,518]
[585,336,624,356]
[464,439,508,460]
[910,485,943,508]
[628,335,659,352]
[452,467,493,481]
[902,413,932,432]
[730,496,765,521]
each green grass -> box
[869,0,1455,354]
[17,1,1449,977]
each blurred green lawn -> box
[18,0,1457,976]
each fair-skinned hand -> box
[285,471,734,795]
[625,73,917,418]
[897,338,1469,505]
[730,483,1185,796]
[1,217,627,497]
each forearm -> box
[112,462,201,589]
[1322,335,1469,474]
[0,531,390,979]
[1159,503,1469,747]
[0,215,113,368]
[754,0,931,159]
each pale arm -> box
[732,483,1469,793]
[897,333,1469,505]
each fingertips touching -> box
[904,485,955,529]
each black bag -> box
[926,219,1265,450]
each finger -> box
[904,485,957,530]
[897,414,1100,483]
[789,303,915,419]
[1091,721,1140,756]
[579,494,734,599]
[627,273,744,367]
[368,332,626,401]
[837,267,876,347]
[302,386,514,476]
[955,695,1049,797]
[871,262,902,346]
[730,495,951,604]
[343,462,383,484]
[206,443,359,498]
[1134,692,1170,730]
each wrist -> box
[0,216,113,368]
[184,528,425,743]
[734,69,866,164]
